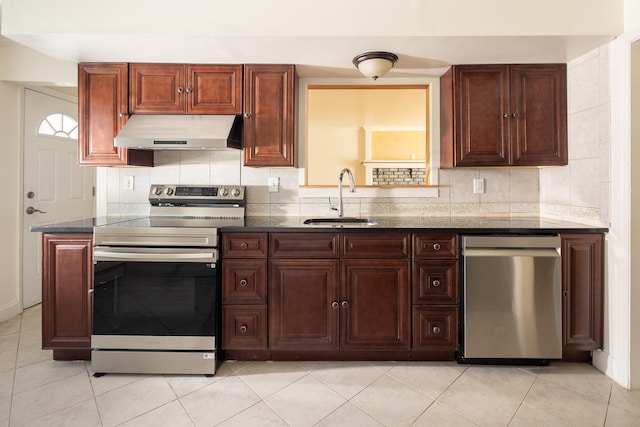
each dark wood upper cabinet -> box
[440,64,567,168]
[77,63,153,166]
[129,63,243,114]
[243,64,295,167]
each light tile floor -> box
[1,305,639,426]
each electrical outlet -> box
[123,175,134,191]
[268,177,280,193]
[473,178,485,194]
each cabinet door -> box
[413,260,458,305]
[187,64,243,114]
[340,259,410,349]
[222,259,267,304]
[129,63,186,114]
[451,65,510,167]
[77,63,153,166]
[270,259,339,350]
[561,233,604,351]
[510,64,567,166]
[41,234,93,353]
[243,64,295,166]
[413,306,458,350]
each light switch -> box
[268,177,280,193]
[123,175,134,191]
[473,178,485,194]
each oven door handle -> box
[93,246,218,263]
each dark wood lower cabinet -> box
[561,233,604,356]
[269,259,339,350]
[41,233,93,360]
[340,260,410,350]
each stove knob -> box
[220,188,229,196]
[153,187,163,196]
[165,187,174,196]
[231,188,241,197]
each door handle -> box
[26,206,46,214]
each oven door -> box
[92,247,218,343]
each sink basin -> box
[303,217,377,226]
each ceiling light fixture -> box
[352,51,399,80]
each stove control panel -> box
[149,184,245,204]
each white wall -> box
[0,81,21,321]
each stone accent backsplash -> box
[372,168,426,185]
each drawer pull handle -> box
[239,279,248,287]
[239,325,248,333]
[433,243,441,251]
[432,325,441,334]
[240,242,248,250]
[331,301,339,309]
[432,280,441,287]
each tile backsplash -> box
[102,44,610,226]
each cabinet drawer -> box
[270,233,339,258]
[414,234,458,259]
[413,260,458,305]
[222,233,268,258]
[222,259,267,304]
[222,305,267,350]
[413,306,458,350]
[342,233,410,258]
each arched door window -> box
[38,113,78,140]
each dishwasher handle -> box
[463,235,561,250]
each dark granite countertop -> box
[31,215,609,234]
[30,216,146,233]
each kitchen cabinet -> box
[129,63,243,114]
[412,234,459,351]
[78,63,153,166]
[243,64,295,167]
[561,233,604,354]
[269,232,411,352]
[221,233,268,354]
[440,64,567,167]
[41,233,93,360]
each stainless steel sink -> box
[303,217,377,226]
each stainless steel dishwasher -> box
[461,235,562,363]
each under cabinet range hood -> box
[114,115,242,150]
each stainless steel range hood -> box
[114,115,242,150]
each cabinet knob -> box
[512,113,519,118]
[240,242,248,250]
[119,112,126,118]
[185,86,192,93]
[432,325,441,334]
[503,113,510,118]
[243,112,251,119]
[331,301,339,309]
[239,279,248,287]
[433,243,441,251]
[239,325,248,334]
[341,300,349,309]
[177,87,184,93]
[563,290,569,297]
[432,279,441,287]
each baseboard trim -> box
[0,300,20,323]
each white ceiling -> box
[0,1,621,79]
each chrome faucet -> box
[330,168,355,217]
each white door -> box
[22,88,95,308]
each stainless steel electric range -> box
[91,184,245,376]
